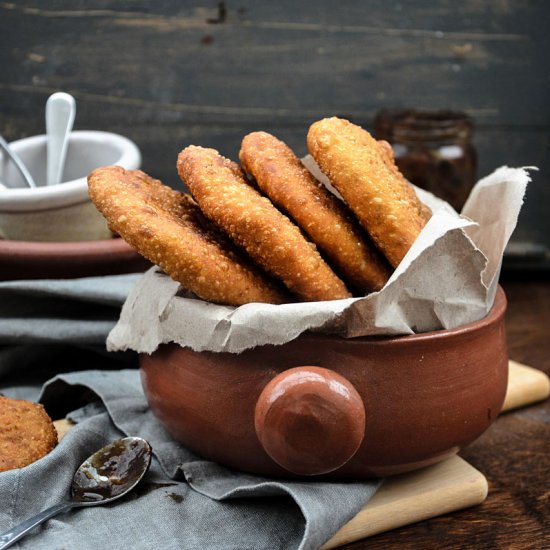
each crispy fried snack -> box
[0,395,58,472]
[307,117,429,268]
[88,166,288,306]
[377,139,432,222]
[177,146,352,302]
[239,131,391,293]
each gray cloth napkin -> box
[0,275,380,549]
[0,275,139,400]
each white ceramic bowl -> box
[0,131,141,241]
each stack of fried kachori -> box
[88,117,430,306]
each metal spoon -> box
[0,134,36,188]
[0,436,152,549]
[46,92,76,186]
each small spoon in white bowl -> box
[0,134,36,188]
[46,92,76,186]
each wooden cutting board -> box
[53,360,549,548]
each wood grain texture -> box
[325,456,488,549]
[502,361,550,412]
[0,1,548,265]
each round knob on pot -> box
[254,366,365,476]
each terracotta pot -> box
[0,238,150,281]
[140,287,508,479]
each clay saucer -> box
[0,237,150,280]
[141,287,509,480]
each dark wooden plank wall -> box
[1,1,549,268]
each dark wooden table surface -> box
[343,278,550,550]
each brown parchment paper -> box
[108,163,531,354]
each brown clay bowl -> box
[0,237,151,280]
[140,286,508,479]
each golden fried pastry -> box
[307,117,429,267]
[239,131,391,293]
[177,146,352,302]
[377,140,432,222]
[0,395,58,472]
[88,166,288,306]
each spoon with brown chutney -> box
[0,437,152,549]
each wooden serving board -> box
[53,360,549,548]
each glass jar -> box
[374,110,477,212]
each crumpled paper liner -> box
[108,164,531,354]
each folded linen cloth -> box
[0,274,139,400]
[0,276,380,549]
